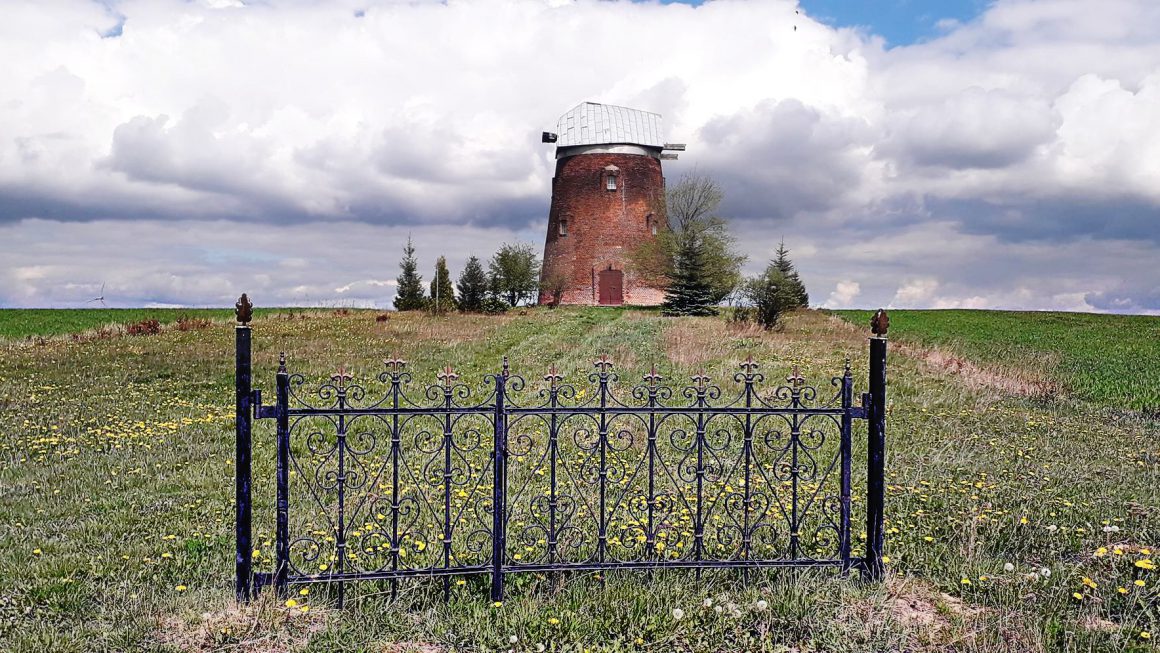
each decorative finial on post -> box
[235,293,253,325]
[278,351,287,374]
[502,356,510,379]
[870,308,889,337]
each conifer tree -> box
[393,237,426,311]
[456,255,488,312]
[772,240,809,308]
[429,256,456,313]
[662,233,718,316]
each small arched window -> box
[646,213,656,236]
[603,165,619,191]
[559,219,568,236]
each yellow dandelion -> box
[300,605,310,613]
[285,599,298,608]
[1134,559,1155,570]
[175,585,187,592]
[492,601,502,608]
[32,549,42,556]
[1139,631,1150,640]
[548,617,560,625]
[456,579,467,586]
[1072,592,1083,600]
[299,588,310,596]
[1134,579,1146,587]
[961,578,971,585]
[1118,587,1128,594]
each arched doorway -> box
[598,267,623,305]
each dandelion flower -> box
[1135,559,1155,570]
[175,585,187,592]
[1139,631,1149,639]
[548,618,560,625]
[299,588,309,596]
[1040,567,1051,578]
[1072,592,1083,600]
[285,599,298,608]
[1134,580,1146,587]
[492,601,503,608]
[672,608,685,620]
[754,599,768,611]
[703,598,713,608]
[1003,563,1015,572]
[509,635,518,644]
[536,644,546,652]
[300,605,310,613]
[1118,587,1128,594]
[961,578,971,585]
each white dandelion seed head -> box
[755,599,768,611]
[1004,563,1015,572]
[509,635,518,644]
[714,605,724,614]
[1041,567,1051,578]
[536,645,545,653]
[672,608,684,620]
[703,598,713,608]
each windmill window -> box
[646,213,656,235]
[559,219,568,236]
[603,165,619,191]
[606,175,617,191]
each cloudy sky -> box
[2,0,1159,313]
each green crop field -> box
[0,307,1156,652]
[0,308,279,340]
[834,309,1160,413]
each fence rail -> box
[232,296,888,605]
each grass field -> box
[834,309,1160,414]
[0,308,279,340]
[0,307,1156,652]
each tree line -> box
[394,238,540,313]
[392,172,809,328]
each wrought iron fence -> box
[232,296,888,604]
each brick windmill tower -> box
[538,102,684,306]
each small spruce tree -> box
[662,233,718,316]
[393,236,426,311]
[456,255,488,312]
[429,256,456,313]
[772,240,809,308]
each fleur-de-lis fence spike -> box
[331,365,353,390]
[739,355,759,378]
[786,365,805,389]
[643,363,664,387]
[593,354,614,374]
[384,355,407,374]
[544,364,563,389]
[691,369,712,390]
[437,365,459,387]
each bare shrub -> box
[126,319,161,336]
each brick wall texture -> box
[539,152,667,306]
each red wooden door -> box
[598,269,624,305]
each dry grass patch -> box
[155,595,329,653]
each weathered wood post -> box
[865,309,889,581]
[234,293,254,601]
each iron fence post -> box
[865,310,888,581]
[234,295,253,602]
[275,353,290,597]
[839,360,853,573]
[491,360,508,602]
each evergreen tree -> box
[393,237,426,311]
[429,256,456,313]
[456,255,488,312]
[772,240,809,308]
[662,233,718,316]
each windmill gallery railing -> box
[232,296,889,605]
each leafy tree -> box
[741,264,790,329]
[629,173,746,304]
[488,242,541,307]
[772,240,809,308]
[393,236,426,311]
[662,232,718,316]
[429,255,456,313]
[456,255,488,312]
[541,271,569,308]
